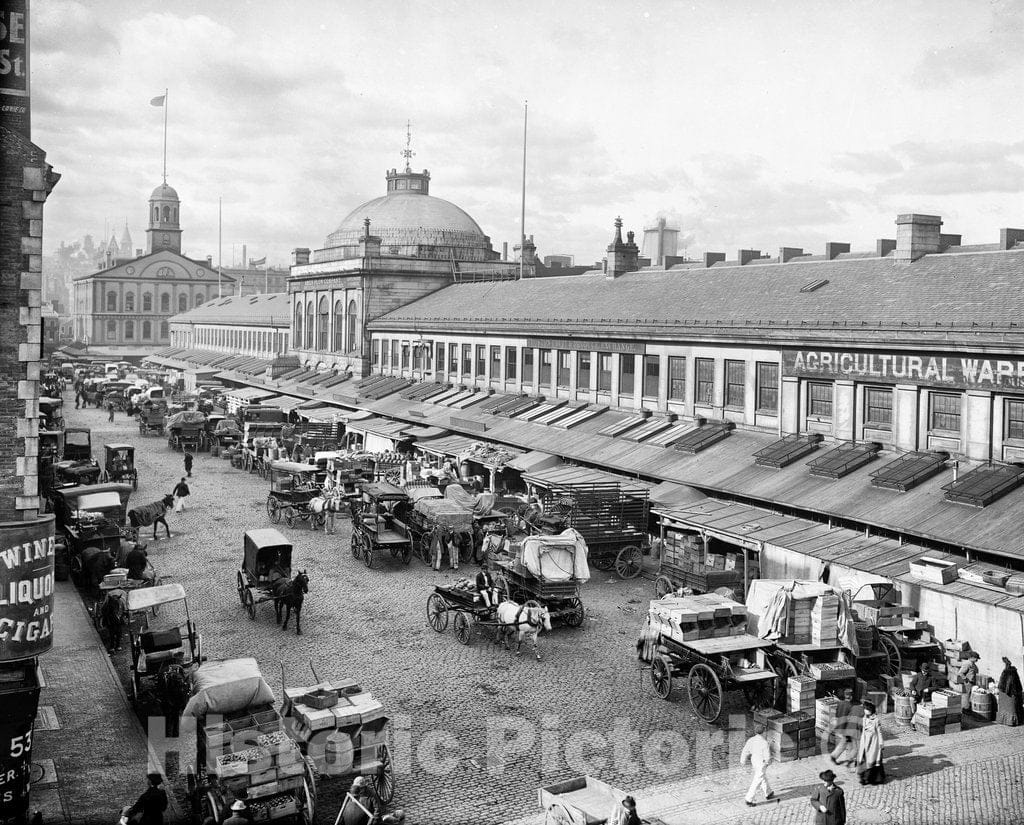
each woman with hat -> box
[996,656,1023,725]
[809,769,846,825]
[856,701,886,785]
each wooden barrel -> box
[894,693,915,725]
[971,689,993,717]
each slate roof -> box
[370,246,1024,339]
[168,292,291,326]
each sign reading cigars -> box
[784,349,1024,393]
[0,517,56,661]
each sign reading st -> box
[784,349,1024,393]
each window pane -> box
[462,344,472,375]
[668,357,686,400]
[755,363,779,412]
[401,343,410,369]
[557,350,571,387]
[540,350,553,385]
[423,341,433,370]
[505,347,517,380]
[597,353,612,392]
[864,387,892,426]
[695,358,714,404]
[930,393,961,432]
[523,348,534,383]
[725,360,745,408]
[619,354,635,394]
[448,343,458,373]
[391,340,398,366]
[476,344,486,376]
[1006,399,1024,440]
[643,355,660,397]
[380,338,388,366]
[808,381,833,417]
[577,352,591,389]
[436,343,445,369]
[490,346,500,380]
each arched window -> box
[124,320,134,340]
[106,291,117,312]
[160,321,168,339]
[294,303,303,348]
[124,291,135,311]
[160,293,170,312]
[105,320,117,340]
[142,320,152,339]
[304,301,314,349]
[142,293,152,311]
[162,205,170,221]
[346,299,358,352]
[178,293,188,312]
[195,295,204,307]
[153,206,159,222]
[317,297,329,350]
[333,300,344,351]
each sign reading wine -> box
[0,517,56,661]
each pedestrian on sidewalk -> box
[856,700,886,785]
[830,688,862,767]
[810,769,846,825]
[125,772,168,825]
[740,723,774,807]
[183,451,193,477]
[172,477,190,513]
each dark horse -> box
[128,494,174,540]
[97,588,127,652]
[79,546,116,591]
[157,663,193,737]
[271,570,309,635]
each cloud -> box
[832,150,904,176]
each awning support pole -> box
[743,545,749,598]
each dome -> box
[328,192,486,244]
[150,183,179,201]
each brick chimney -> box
[825,242,850,260]
[876,239,896,257]
[605,217,640,279]
[703,252,725,268]
[359,218,381,259]
[291,247,311,266]
[1000,228,1024,250]
[206,255,213,267]
[779,246,804,263]
[895,214,942,262]
[738,249,761,266]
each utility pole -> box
[217,197,222,298]
[519,101,528,280]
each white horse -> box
[495,600,552,660]
[309,486,345,534]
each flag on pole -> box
[249,256,266,267]
[150,94,166,106]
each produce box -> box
[249,779,281,800]
[809,662,856,681]
[753,707,784,727]
[302,687,338,710]
[909,557,958,585]
[267,794,298,820]
[932,689,961,710]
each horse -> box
[157,662,194,737]
[97,588,127,651]
[79,546,116,591]
[309,487,345,534]
[128,494,174,540]
[495,600,552,660]
[271,570,309,635]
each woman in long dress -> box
[856,700,885,785]
[997,656,1023,726]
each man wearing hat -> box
[125,773,168,825]
[809,769,846,825]
[224,800,249,825]
[476,567,500,608]
[957,651,981,693]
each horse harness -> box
[511,603,542,630]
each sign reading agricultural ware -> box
[0,516,56,661]
[525,338,645,354]
[784,350,1024,393]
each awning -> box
[505,450,562,474]
[523,464,652,494]
[225,387,275,401]
[403,425,448,440]
[649,481,707,508]
[337,408,376,422]
[262,395,306,413]
[299,406,340,423]
[345,416,413,440]
[416,434,481,457]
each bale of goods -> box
[646,592,746,645]
[811,595,839,645]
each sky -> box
[31,0,1024,267]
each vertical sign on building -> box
[0,0,30,138]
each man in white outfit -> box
[740,724,775,807]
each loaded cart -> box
[184,657,317,824]
[538,775,668,825]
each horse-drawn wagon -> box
[237,529,308,633]
[402,486,475,566]
[53,427,101,487]
[266,461,325,530]
[166,409,207,452]
[50,482,134,586]
[349,483,414,568]
[138,404,167,437]
[39,396,64,431]
[538,775,668,825]
[126,583,202,704]
[100,443,138,489]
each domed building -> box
[288,160,524,377]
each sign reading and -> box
[0,517,56,661]
[784,349,1024,393]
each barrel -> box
[854,622,874,651]
[971,688,993,717]
[894,693,915,725]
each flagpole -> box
[162,88,168,184]
[218,197,223,298]
[519,100,527,280]
[265,262,268,294]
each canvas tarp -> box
[183,657,275,718]
[165,410,206,429]
[444,485,475,508]
[747,579,859,653]
[413,496,473,528]
[519,529,590,582]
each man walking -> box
[125,772,168,825]
[183,451,193,478]
[172,477,190,513]
[810,769,846,825]
[740,724,774,807]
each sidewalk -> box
[30,582,182,824]
[506,719,1024,825]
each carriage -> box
[126,583,202,703]
[349,483,414,568]
[166,410,207,452]
[138,405,167,437]
[50,483,134,583]
[426,583,501,644]
[402,486,475,565]
[237,529,295,621]
[538,775,668,825]
[100,443,138,489]
[53,427,101,488]
[39,396,64,431]
[266,462,326,529]
[39,428,63,461]
[209,416,241,454]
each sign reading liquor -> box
[0,516,56,661]
[784,350,1024,393]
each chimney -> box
[605,217,640,279]
[291,247,311,266]
[779,246,804,264]
[738,249,761,266]
[502,241,508,261]
[825,242,850,260]
[939,233,961,250]
[703,252,725,268]
[895,214,942,262]
[875,239,896,257]
[242,244,248,268]
[1000,228,1024,250]
[206,255,213,267]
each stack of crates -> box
[815,696,840,743]
[765,712,817,761]
[788,675,817,714]
[943,639,972,687]
[932,688,963,733]
[912,702,946,736]
[786,598,814,644]
[811,594,839,645]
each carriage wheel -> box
[351,532,363,559]
[401,542,412,565]
[615,545,644,579]
[362,540,373,569]
[877,633,902,679]
[236,571,246,604]
[493,573,510,602]
[267,497,281,523]
[654,575,675,599]
[563,597,585,628]
[284,507,296,528]
[426,593,449,632]
[650,655,672,699]
[384,469,402,487]
[243,589,256,620]
[688,663,724,723]
[370,743,395,804]
[69,554,84,584]
[453,611,474,645]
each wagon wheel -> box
[650,654,672,699]
[453,610,474,645]
[590,554,614,572]
[351,531,363,559]
[426,593,449,632]
[563,597,585,628]
[401,541,413,565]
[654,575,675,599]
[418,533,433,565]
[615,545,644,579]
[243,588,256,620]
[69,554,84,584]
[236,571,246,604]
[687,663,724,723]
[370,743,395,804]
[267,496,281,523]
[284,507,296,528]
[493,573,510,602]
[312,512,326,531]
[362,539,374,569]
[384,469,402,487]
[877,633,902,679]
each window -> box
[106,291,117,312]
[124,320,134,340]
[304,301,314,349]
[476,345,486,376]
[346,300,357,351]
[619,354,636,395]
[317,297,329,350]
[160,293,169,312]
[142,293,152,312]
[142,320,151,339]
[695,358,715,404]
[178,294,188,312]
[597,354,613,392]
[159,321,168,339]
[401,343,410,369]
[195,295,204,308]
[808,381,833,418]
[294,303,303,348]
[725,360,745,408]
[523,348,534,383]
[929,392,962,433]
[372,339,380,366]
[557,350,571,387]
[333,300,344,351]
[391,339,399,367]
[505,347,517,380]
[540,350,553,386]
[490,346,501,380]
[864,387,893,427]
[756,363,779,412]
[448,344,458,374]
[577,352,591,390]
[380,338,389,366]
[124,291,135,311]
[413,343,423,371]
[423,341,432,371]
[1006,399,1024,440]
[668,357,686,400]
[105,320,116,340]
[462,344,473,375]
[643,355,660,397]
[162,205,170,221]
[436,343,445,371]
